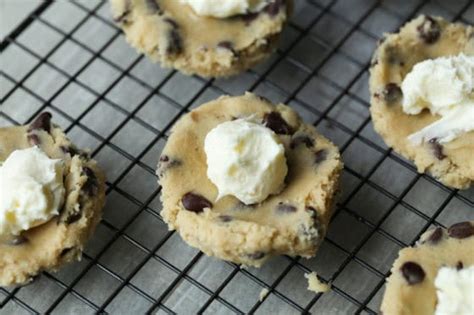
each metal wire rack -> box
[1,0,473,314]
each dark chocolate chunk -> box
[429,138,446,160]
[290,136,314,149]
[247,251,265,260]
[6,235,28,246]
[382,83,402,104]
[145,0,161,14]
[400,261,425,285]
[218,215,233,222]
[182,193,212,213]
[27,134,41,146]
[82,167,99,196]
[263,112,293,135]
[426,227,443,244]
[417,16,441,44]
[264,0,283,16]
[276,202,297,213]
[314,149,328,164]
[456,261,464,270]
[448,221,474,239]
[28,112,52,133]
[164,18,183,55]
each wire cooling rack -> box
[1,0,473,314]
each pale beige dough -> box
[369,15,474,189]
[0,113,106,287]
[381,222,474,315]
[158,93,343,267]
[110,0,291,77]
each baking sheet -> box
[1,0,473,314]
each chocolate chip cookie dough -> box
[369,15,474,189]
[110,0,292,77]
[0,113,106,286]
[381,222,474,315]
[158,93,343,266]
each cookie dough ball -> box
[369,15,474,189]
[110,0,292,77]
[0,113,106,286]
[158,93,343,267]
[381,222,474,315]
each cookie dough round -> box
[0,113,106,287]
[158,93,343,267]
[110,0,291,77]
[369,15,474,189]
[381,221,474,315]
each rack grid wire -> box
[0,0,473,314]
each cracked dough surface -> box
[0,115,106,287]
[158,93,343,266]
[110,0,291,77]
[381,222,474,315]
[369,15,474,189]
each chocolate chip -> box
[314,149,328,164]
[417,16,441,44]
[158,155,182,177]
[145,0,161,14]
[28,112,52,133]
[382,83,402,104]
[6,235,28,246]
[63,211,82,224]
[240,12,259,24]
[426,227,443,244]
[217,41,238,56]
[114,0,131,23]
[82,167,98,196]
[182,193,212,213]
[247,252,265,260]
[114,9,130,23]
[263,112,293,135]
[27,134,41,146]
[429,138,446,160]
[264,0,283,16]
[276,202,297,213]
[290,136,314,149]
[218,215,233,222]
[164,18,182,55]
[385,46,404,66]
[456,261,464,270]
[400,262,425,285]
[60,145,79,157]
[448,222,474,239]
[164,17,178,29]
[60,247,74,257]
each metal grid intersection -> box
[0,0,473,314]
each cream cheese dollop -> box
[401,53,474,144]
[180,0,269,18]
[204,118,287,205]
[434,266,474,315]
[0,147,65,236]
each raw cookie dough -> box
[369,15,474,189]
[110,0,291,77]
[158,93,343,266]
[381,221,474,315]
[0,113,106,287]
